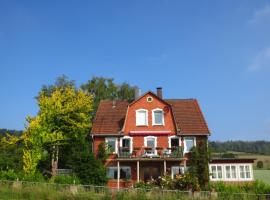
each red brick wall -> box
[123,93,176,134]
[93,137,105,157]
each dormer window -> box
[152,109,164,125]
[136,109,148,126]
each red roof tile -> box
[91,98,210,135]
[91,100,129,134]
[165,99,210,135]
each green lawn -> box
[254,170,270,184]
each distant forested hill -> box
[0,129,23,136]
[209,141,270,155]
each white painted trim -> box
[130,130,171,133]
[144,136,157,155]
[120,136,133,153]
[105,137,118,154]
[209,163,253,182]
[136,109,148,126]
[152,108,165,126]
[183,137,196,153]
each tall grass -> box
[0,181,270,200]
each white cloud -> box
[247,48,270,71]
[249,5,270,25]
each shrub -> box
[172,173,200,191]
[134,181,156,190]
[21,171,45,182]
[51,175,80,185]
[0,169,19,180]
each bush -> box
[51,175,80,185]
[21,172,45,182]
[172,173,200,191]
[0,169,19,180]
[134,181,156,190]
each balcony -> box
[118,146,183,159]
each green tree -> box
[21,85,93,175]
[81,76,135,115]
[68,137,107,185]
[188,140,210,190]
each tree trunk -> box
[51,145,59,176]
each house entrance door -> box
[143,166,161,181]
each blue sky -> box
[0,0,270,141]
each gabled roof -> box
[91,100,129,134]
[91,95,210,136]
[166,99,210,135]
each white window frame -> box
[209,163,253,181]
[105,137,118,154]
[136,109,148,126]
[120,136,133,153]
[152,108,165,126]
[224,164,238,181]
[168,136,181,148]
[144,136,157,155]
[183,137,196,153]
[209,164,223,181]
[171,166,185,179]
[238,164,253,181]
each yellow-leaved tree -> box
[22,86,93,175]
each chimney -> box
[156,87,163,99]
[134,86,141,100]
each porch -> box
[107,158,187,189]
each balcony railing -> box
[118,146,183,158]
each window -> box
[152,109,164,125]
[144,136,157,155]
[105,138,117,153]
[224,165,237,180]
[225,166,231,179]
[210,164,253,181]
[171,166,184,179]
[107,166,131,179]
[239,165,251,179]
[120,136,133,153]
[210,165,223,180]
[136,109,148,126]
[184,137,196,153]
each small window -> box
[184,137,196,153]
[210,165,223,180]
[136,109,148,126]
[144,136,157,155]
[225,166,231,179]
[171,166,184,179]
[239,165,251,179]
[105,138,117,153]
[231,166,237,179]
[152,109,164,125]
[107,166,131,180]
[147,96,153,102]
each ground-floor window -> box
[107,166,131,180]
[211,165,223,180]
[171,166,185,179]
[209,164,253,181]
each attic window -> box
[147,97,153,102]
[152,109,164,125]
[136,109,148,126]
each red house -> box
[91,87,254,188]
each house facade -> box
[91,87,254,188]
